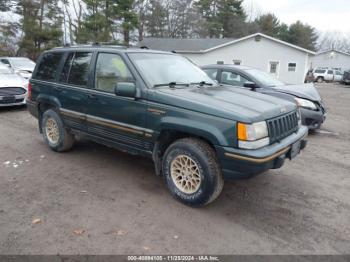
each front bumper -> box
[300,107,326,130]
[0,94,27,107]
[216,126,308,179]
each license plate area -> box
[288,141,301,160]
[1,96,16,103]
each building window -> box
[217,61,224,65]
[269,61,279,74]
[288,63,297,72]
[233,60,241,65]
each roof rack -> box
[54,43,151,50]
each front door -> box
[86,52,148,151]
[269,61,279,78]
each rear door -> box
[55,51,94,131]
[31,51,64,105]
[86,52,149,152]
[334,71,342,82]
[326,70,334,81]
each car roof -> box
[201,64,253,71]
[49,45,174,55]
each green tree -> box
[77,0,113,43]
[143,0,167,37]
[218,0,246,38]
[15,0,63,59]
[0,21,19,56]
[117,0,138,45]
[195,0,246,38]
[277,22,289,42]
[255,13,280,37]
[288,21,318,51]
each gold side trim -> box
[60,110,85,120]
[60,108,154,136]
[87,117,144,135]
[147,108,166,114]
[224,147,290,163]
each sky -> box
[244,0,350,34]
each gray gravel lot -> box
[0,83,349,255]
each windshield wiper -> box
[190,81,213,86]
[153,82,189,88]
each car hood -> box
[275,83,321,101]
[14,66,35,72]
[151,85,296,123]
[0,73,28,88]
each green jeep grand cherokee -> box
[27,45,308,207]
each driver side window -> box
[221,71,250,87]
[95,53,134,93]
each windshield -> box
[246,68,285,87]
[128,53,215,87]
[10,58,36,68]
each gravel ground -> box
[0,83,349,255]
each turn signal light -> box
[237,123,248,141]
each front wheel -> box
[42,109,75,152]
[162,138,224,207]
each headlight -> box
[237,121,269,149]
[295,97,317,110]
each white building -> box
[139,33,315,84]
[309,50,350,72]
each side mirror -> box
[115,82,136,98]
[243,81,257,88]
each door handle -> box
[87,94,98,100]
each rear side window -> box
[314,69,326,74]
[35,52,63,81]
[67,52,92,87]
[59,52,74,82]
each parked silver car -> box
[0,64,28,107]
[0,57,36,79]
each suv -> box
[341,70,350,85]
[27,45,308,207]
[313,68,343,83]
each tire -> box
[162,138,224,207]
[41,109,75,152]
[316,77,324,83]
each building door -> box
[269,61,279,78]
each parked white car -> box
[0,57,36,79]
[313,68,343,83]
[0,64,28,107]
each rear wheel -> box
[42,109,75,152]
[162,138,224,207]
[316,77,324,83]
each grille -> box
[0,98,24,104]
[267,111,299,144]
[0,87,26,96]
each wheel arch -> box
[152,124,223,176]
[36,95,62,133]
